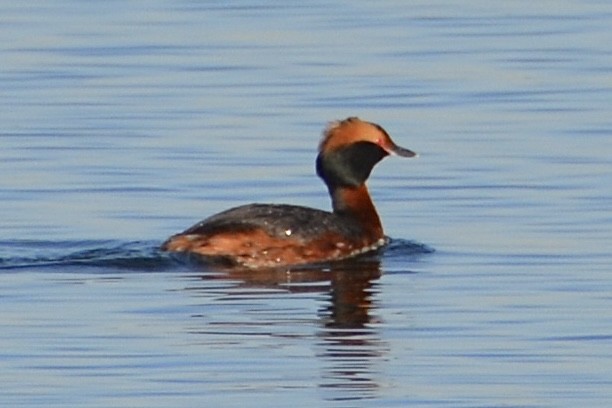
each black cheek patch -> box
[317,142,388,188]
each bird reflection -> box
[186,254,386,401]
[315,258,385,400]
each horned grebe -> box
[161,117,416,268]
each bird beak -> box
[382,140,418,158]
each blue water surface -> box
[1,1,611,407]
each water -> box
[2,1,611,406]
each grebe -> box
[161,117,416,268]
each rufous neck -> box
[330,184,384,239]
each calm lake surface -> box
[2,1,611,407]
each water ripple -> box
[0,240,171,271]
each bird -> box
[161,117,416,268]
